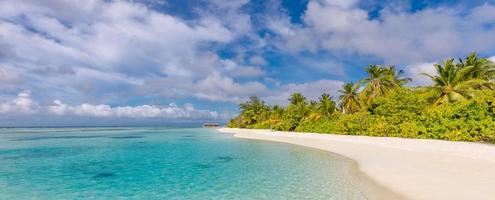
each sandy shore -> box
[218,128,495,200]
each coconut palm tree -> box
[421,58,491,105]
[385,66,412,87]
[338,82,361,114]
[458,52,495,83]
[266,105,284,129]
[318,93,336,117]
[239,96,269,125]
[359,65,396,104]
[288,92,307,105]
[285,92,309,130]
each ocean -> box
[0,127,365,199]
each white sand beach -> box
[218,128,495,200]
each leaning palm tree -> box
[338,82,361,114]
[359,65,396,104]
[421,58,491,106]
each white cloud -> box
[489,56,495,63]
[0,91,39,114]
[193,73,269,102]
[264,79,344,105]
[266,15,295,37]
[403,62,436,86]
[0,66,22,85]
[222,59,265,77]
[271,2,495,64]
[0,0,263,104]
[322,0,359,8]
[248,55,268,65]
[305,1,369,33]
[0,91,229,119]
[207,0,252,35]
[47,100,225,119]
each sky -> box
[1,0,495,126]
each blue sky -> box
[1,0,495,126]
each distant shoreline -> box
[218,128,495,200]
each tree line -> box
[228,53,495,143]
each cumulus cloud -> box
[193,73,269,102]
[0,91,39,114]
[270,1,495,64]
[0,0,264,104]
[403,62,437,86]
[47,100,226,119]
[264,79,344,105]
[0,91,229,119]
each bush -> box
[228,77,495,143]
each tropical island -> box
[221,53,495,199]
[228,53,495,143]
[3,0,495,199]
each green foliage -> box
[282,93,310,131]
[359,65,410,105]
[228,96,270,128]
[318,93,336,117]
[419,92,495,142]
[229,53,495,143]
[338,82,361,114]
[422,53,495,106]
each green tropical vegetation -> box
[228,53,495,143]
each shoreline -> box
[218,128,495,200]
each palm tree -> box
[266,105,284,129]
[285,92,309,130]
[239,96,269,125]
[318,93,336,116]
[385,66,412,87]
[309,100,319,112]
[359,65,396,104]
[458,52,495,83]
[421,58,491,105]
[288,92,307,105]
[338,82,361,114]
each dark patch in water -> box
[194,163,213,169]
[110,136,144,139]
[178,138,195,141]
[3,155,30,160]
[93,172,116,179]
[13,135,103,141]
[215,156,234,163]
[181,135,196,138]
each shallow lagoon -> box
[0,127,365,199]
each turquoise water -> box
[0,127,366,199]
